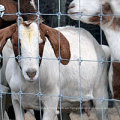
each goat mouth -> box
[68,11,80,15]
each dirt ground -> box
[16,107,120,120]
[70,108,120,120]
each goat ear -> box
[39,23,71,65]
[0,24,17,53]
[2,0,17,21]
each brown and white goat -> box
[68,0,120,117]
[0,0,38,119]
[0,17,110,120]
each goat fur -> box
[2,21,110,120]
[68,0,120,117]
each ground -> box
[10,107,120,120]
[70,108,120,120]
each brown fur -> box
[0,21,71,65]
[89,2,120,31]
[89,3,113,25]
[39,23,71,65]
[11,27,19,57]
[20,0,37,21]
[0,23,17,53]
[0,0,18,21]
[39,29,46,58]
[112,62,120,99]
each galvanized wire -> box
[0,0,120,120]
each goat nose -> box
[26,70,37,79]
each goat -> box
[0,0,37,29]
[68,0,120,117]
[0,0,38,119]
[0,17,109,120]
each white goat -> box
[68,0,120,116]
[0,18,109,120]
[0,39,13,120]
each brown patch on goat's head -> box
[39,23,71,65]
[20,0,37,21]
[89,3,113,25]
[102,3,120,31]
[89,2,120,31]
[112,62,120,100]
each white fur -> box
[0,39,13,120]
[5,24,109,120]
[68,0,120,117]
[110,0,120,14]
[19,22,41,81]
[68,0,119,61]
[68,0,100,20]
[30,0,37,10]
[68,0,120,93]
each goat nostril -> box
[26,70,37,79]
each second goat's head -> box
[68,0,116,25]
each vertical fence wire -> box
[58,0,62,120]
[37,0,43,119]
[77,0,83,118]
[100,0,108,119]
[99,0,104,119]
[17,0,23,119]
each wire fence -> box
[0,0,119,120]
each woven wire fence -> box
[0,0,118,120]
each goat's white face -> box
[68,0,101,23]
[19,22,41,81]
[0,19,71,82]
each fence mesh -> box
[0,0,119,120]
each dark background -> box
[12,0,108,45]
[38,0,108,45]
